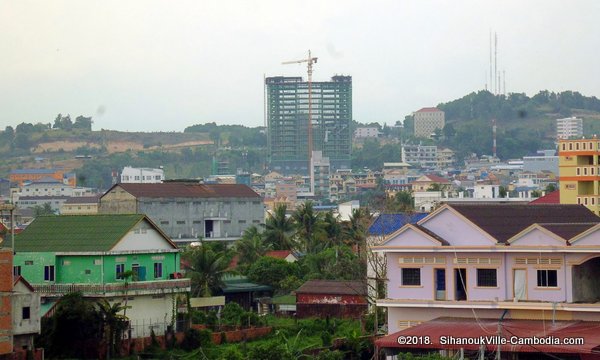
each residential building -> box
[556,116,583,140]
[436,148,455,168]
[120,166,164,184]
[523,149,559,174]
[413,107,445,138]
[373,203,600,357]
[60,195,100,215]
[295,280,367,319]
[11,276,40,351]
[401,144,438,168]
[15,195,69,214]
[0,249,12,355]
[558,138,600,214]
[472,184,502,199]
[9,214,190,338]
[411,174,451,192]
[99,183,264,244]
[266,75,352,174]
[353,127,380,139]
[310,150,330,199]
[9,169,76,187]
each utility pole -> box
[282,50,318,175]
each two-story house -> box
[99,182,264,245]
[373,204,600,357]
[8,214,190,338]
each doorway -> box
[513,269,527,301]
[435,268,446,300]
[454,268,467,301]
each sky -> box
[1,1,599,132]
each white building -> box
[121,166,164,183]
[556,116,583,140]
[413,107,445,138]
[472,184,502,199]
[401,144,438,168]
[353,127,380,139]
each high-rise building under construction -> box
[266,75,352,174]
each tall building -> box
[310,151,330,199]
[558,138,600,215]
[413,107,445,138]
[266,75,352,174]
[556,116,583,140]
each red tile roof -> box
[376,317,600,354]
[415,107,442,113]
[105,183,260,199]
[424,174,450,184]
[265,250,293,259]
[529,190,560,204]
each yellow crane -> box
[282,50,318,168]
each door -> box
[513,269,527,301]
[435,268,446,300]
[205,220,214,238]
[132,264,140,281]
[454,268,467,301]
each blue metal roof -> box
[10,169,58,174]
[368,212,428,236]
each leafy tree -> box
[246,256,299,293]
[393,191,414,211]
[302,246,365,281]
[545,183,557,193]
[32,203,54,217]
[183,243,230,297]
[74,115,93,130]
[264,204,295,250]
[292,201,325,254]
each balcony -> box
[32,278,191,297]
[577,195,600,207]
[575,166,600,177]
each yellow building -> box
[558,138,600,215]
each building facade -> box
[99,183,264,244]
[558,138,600,215]
[266,75,352,174]
[310,150,330,199]
[121,166,165,184]
[401,144,438,168]
[556,116,583,140]
[353,127,380,139]
[9,169,76,187]
[10,214,190,339]
[413,107,445,138]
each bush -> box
[180,328,213,351]
[219,347,244,360]
[316,350,344,360]
[222,302,245,326]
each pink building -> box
[373,204,600,358]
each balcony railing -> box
[577,196,600,206]
[575,166,600,177]
[32,278,191,296]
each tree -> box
[96,299,128,359]
[302,246,365,281]
[323,211,343,248]
[32,203,54,217]
[74,115,93,131]
[343,208,372,258]
[545,183,557,193]
[264,204,295,250]
[292,202,325,254]
[394,191,414,211]
[246,256,299,293]
[183,243,230,297]
[235,226,271,267]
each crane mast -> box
[282,50,318,173]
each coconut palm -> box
[344,208,373,258]
[235,225,272,266]
[292,201,325,254]
[323,211,343,248]
[96,299,128,359]
[183,243,230,297]
[264,204,296,250]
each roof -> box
[538,223,598,240]
[8,214,176,252]
[368,213,428,236]
[296,280,367,296]
[221,276,272,293]
[10,169,60,175]
[271,294,296,305]
[415,107,442,113]
[64,195,101,204]
[13,276,34,292]
[529,190,560,204]
[265,250,294,259]
[412,224,449,245]
[447,204,600,243]
[104,183,260,199]
[17,195,70,201]
[421,174,451,184]
[376,317,600,354]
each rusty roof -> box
[296,280,367,296]
[104,183,260,199]
[447,204,599,243]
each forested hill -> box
[430,90,600,159]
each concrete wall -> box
[99,188,137,214]
[0,250,13,355]
[11,288,40,351]
[572,257,600,302]
[420,209,495,246]
[114,294,177,338]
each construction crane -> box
[282,50,318,169]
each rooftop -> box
[296,280,367,296]
[106,183,260,199]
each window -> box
[22,307,30,320]
[160,221,169,225]
[476,269,497,287]
[85,269,91,275]
[401,268,421,286]
[154,263,163,278]
[537,270,558,287]
[13,266,21,276]
[116,264,125,279]
[24,260,33,266]
[44,265,55,281]
[238,220,246,224]
[176,220,185,224]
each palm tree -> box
[292,201,325,254]
[97,299,128,359]
[264,204,295,250]
[344,208,372,258]
[183,243,229,297]
[323,211,343,248]
[235,225,272,266]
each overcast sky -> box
[1,1,599,132]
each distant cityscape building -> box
[120,166,164,183]
[413,107,445,138]
[310,151,330,199]
[401,144,438,168]
[9,169,76,187]
[266,75,352,174]
[556,116,583,140]
[523,150,559,174]
[559,138,600,215]
[353,127,380,139]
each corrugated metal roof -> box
[448,204,600,243]
[376,317,600,354]
[105,183,260,199]
[10,169,59,174]
[369,213,427,236]
[10,214,174,252]
[64,195,101,204]
[296,280,367,296]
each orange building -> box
[9,169,76,187]
[0,249,13,355]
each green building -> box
[8,214,190,338]
[266,75,352,174]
